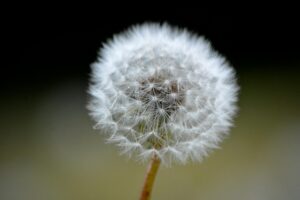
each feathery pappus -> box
[88,23,239,165]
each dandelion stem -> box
[139,154,161,200]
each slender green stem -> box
[139,154,161,200]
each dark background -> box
[3,11,299,90]
[1,10,300,200]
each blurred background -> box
[1,9,300,200]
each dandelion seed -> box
[88,23,239,200]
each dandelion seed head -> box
[88,23,239,165]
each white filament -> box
[88,23,239,165]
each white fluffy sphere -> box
[88,23,238,165]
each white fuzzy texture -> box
[88,23,238,165]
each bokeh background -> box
[1,10,300,200]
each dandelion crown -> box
[88,23,238,165]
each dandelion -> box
[88,23,238,200]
